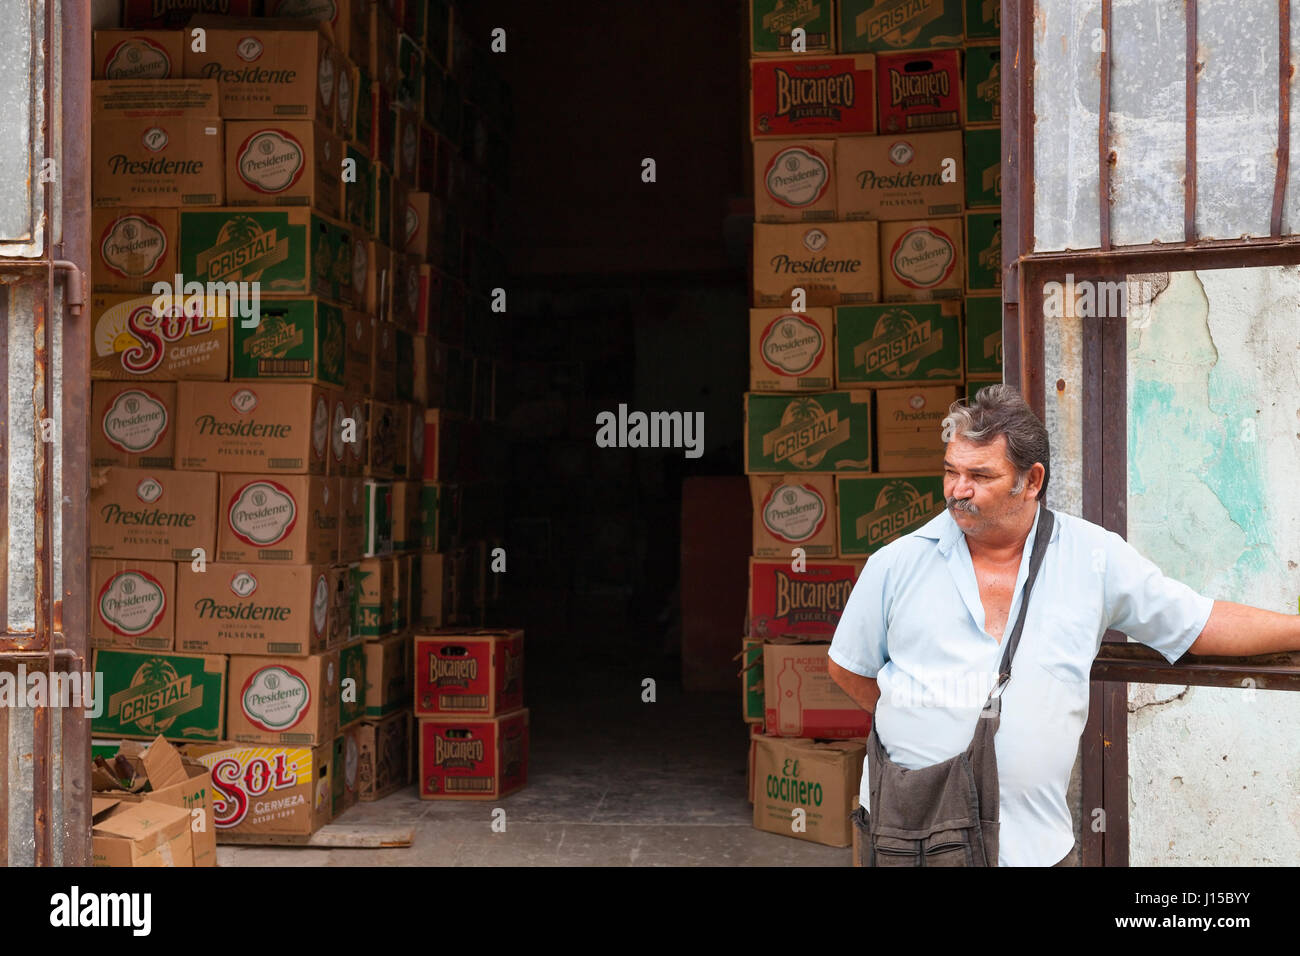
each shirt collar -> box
[914,500,1055,557]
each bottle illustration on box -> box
[777,659,802,736]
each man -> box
[828,384,1300,867]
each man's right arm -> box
[828,658,881,715]
[827,552,891,716]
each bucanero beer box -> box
[176,563,332,657]
[90,467,218,563]
[964,295,1003,378]
[836,473,945,556]
[175,382,332,474]
[413,628,524,717]
[91,559,176,651]
[835,301,963,386]
[753,222,880,307]
[763,640,872,738]
[92,382,176,469]
[417,709,528,800]
[226,650,341,745]
[218,473,339,564]
[836,130,963,221]
[753,138,838,223]
[183,741,333,839]
[92,208,178,293]
[750,0,836,56]
[751,55,876,138]
[838,0,963,52]
[744,390,873,473]
[122,0,256,28]
[750,474,838,558]
[880,218,964,301]
[747,557,864,639]
[750,308,834,392]
[752,735,866,847]
[90,293,229,381]
[92,648,227,743]
[874,385,961,472]
[875,50,961,134]
[94,30,185,79]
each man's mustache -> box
[947,496,979,515]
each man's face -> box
[943,435,1036,540]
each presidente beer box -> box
[876,51,961,134]
[92,382,175,468]
[752,736,866,848]
[92,648,226,743]
[175,382,332,474]
[752,222,880,307]
[232,296,346,387]
[763,640,873,737]
[965,211,1002,293]
[218,474,339,564]
[414,628,524,717]
[875,385,961,472]
[92,208,178,292]
[91,559,176,651]
[750,55,876,138]
[751,474,838,558]
[356,710,412,801]
[964,44,1001,127]
[747,557,865,639]
[880,218,964,300]
[754,139,838,223]
[750,0,836,55]
[183,741,333,838]
[418,709,529,800]
[94,30,185,79]
[364,631,413,719]
[838,0,963,52]
[965,296,1003,378]
[965,0,1001,40]
[836,301,963,386]
[226,650,341,745]
[225,120,344,219]
[90,468,217,562]
[744,390,873,474]
[837,473,944,556]
[121,0,256,28]
[91,80,223,207]
[90,293,229,381]
[176,563,332,656]
[750,308,834,391]
[836,131,963,221]
[964,128,1001,208]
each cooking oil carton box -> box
[91,468,218,562]
[122,0,256,28]
[742,638,765,724]
[179,207,340,300]
[964,128,1001,208]
[338,476,366,559]
[391,481,422,552]
[183,740,333,838]
[176,563,332,656]
[92,382,176,469]
[94,30,186,79]
[836,130,963,221]
[837,473,944,556]
[763,640,872,737]
[750,0,836,55]
[418,709,528,800]
[225,120,343,219]
[357,710,411,800]
[752,735,866,847]
[754,139,838,223]
[964,296,1003,378]
[835,301,963,386]
[92,208,178,292]
[92,559,177,651]
[964,44,1001,126]
[90,293,229,381]
[185,17,336,127]
[753,222,880,307]
[838,0,962,52]
[353,556,391,637]
[226,650,341,745]
[364,631,412,719]
[965,211,1002,294]
[880,218,963,300]
[748,557,865,639]
[744,391,873,474]
[876,51,961,134]
[750,308,834,391]
[751,474,838,558]
[875,385,961,471]
[751,55,876,138]
[175,382,331,474]
[92,648,226,743]
[91,797,194,866]
[91,80,223,207]
[338,638,368,729]
[331,725,360,817]
[231,296,346,387]
[218,474,338,564]
[413,628,524,717]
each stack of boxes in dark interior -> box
[86,0,525,863]
[742,0,1003,850]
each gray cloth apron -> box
[852,507,1055,867]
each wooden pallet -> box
[217,823,414,848]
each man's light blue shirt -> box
[828,502,1215,867]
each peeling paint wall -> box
[1125,266,1300,864]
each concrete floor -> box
[218,655,853,867]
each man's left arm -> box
[1186,601,1300,657]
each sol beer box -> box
[752,735,866,848]
[418,709,528,800]
[754,139,837,223]
[836,301,963,386]
[837,473,944,556]
[176,563,332,656]
[881,219,963,300]
[183,741,333,838]
[752,222,880,307]
[876,51,961,134]
[414,628,524,717]
[92,208,178,293]
[92,648,226,743]
[175,382,332,474]
[356,710,412,801]
[226,651,341,745]
[218,474,339,564]
[744,391,873,474]
[750,308,834,391]
[836,130,963,221]
[875,385,961,472]
[751,55,876,138]
[232,296,346,387]
[94,30,185,79]
[90,468,217,562]
[964,296,1003,378]
[751,474,838,558]
[90,294,229,381]
[750,0,836,55]
[91,559,176,651]
[92,382,175,468]
[748,557,864,639]
[838,0,963,52]
[763,640,872,737]
[225,120,343,219]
